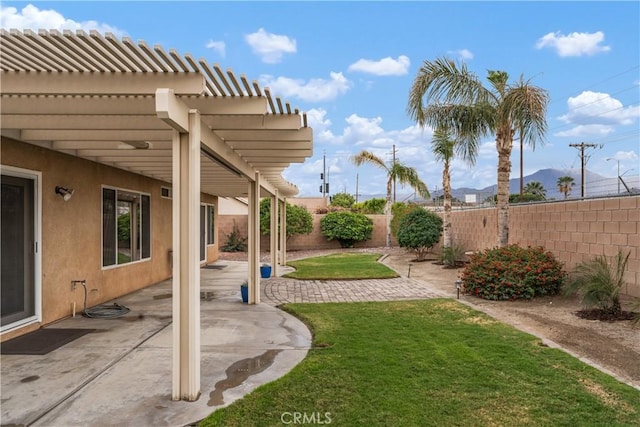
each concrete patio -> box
[0,261,311,427]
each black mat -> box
[1,328,95,355]
[202,264,226,270]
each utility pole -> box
[569,142,598,198]
[320,152,327,198]
[355,173,359,203]
[392,144,397,202]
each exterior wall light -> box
[55,186,74,201]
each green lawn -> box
[283,253,399,280]
[200,299,640,427]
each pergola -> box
[0,29,313,400]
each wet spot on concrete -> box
[207,349,281,406]
[20,375,39,383]
[200,291,215,301]
[153,293,172,300]
[154,405,167,410]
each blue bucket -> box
[260,265,272,278]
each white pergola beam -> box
[2,114,173,131]
[1,71,206,95]
[22,129,172,141]
[216,127,313,142]
[201,114,302,130]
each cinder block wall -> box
[218,214,396,251]
[445,196,639,297]
[218,196,639,297]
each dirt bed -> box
[218,247,640,390]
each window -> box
[207,205,215,244]
[161,186,172,199]
[103,187,150,267]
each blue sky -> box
[2,1,639,199]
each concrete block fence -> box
[218,195,639,296]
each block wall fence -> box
[218,195,639,297]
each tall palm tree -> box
[351,150,430,247]
[407,57,549,247]
[557,175,575,199]
[431,126,477,248]
[523,181,547,200]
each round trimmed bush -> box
[461,245,566,300]
[320,211,373,248]
[396,208,443,261]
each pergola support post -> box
[171,110,201,401]
[247,171,261,304]
[270,191,278,276]
[279,198,287,266]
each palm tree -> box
[431,126,476,248]
[523,181,546,200]
[350,150,430,247]
[557,175,575,199]
[407,57,549,247]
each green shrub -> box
[439,243,466,268]
[221,220,247,252]
[352,198,385,214]
[390,202,422,239]
[461,245,566,300]
[320,211,373,248]
[565,250,630,316]
[259,198,313,240]
[396,209,443,261]
[330,192,355,208]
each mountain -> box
[431,168,637,202]
[359,168,638,203]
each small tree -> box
[320,211,373,248]
[390,202,421,239]
[557,176,575,199]
[523,181,547,200]
[330,192,355,209]
[352,198,386,214]
[397,209,443,261]
[221,220,247,252]
[260,198,313,240]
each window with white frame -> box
[103,187,150,267]
[207,205,215,245]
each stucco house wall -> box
[1,137,220,340]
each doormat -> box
[1,328,95,355]
[202,264,226,270]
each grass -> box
[283,253,399,280]
[200,299,640,427]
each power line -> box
[569,142,600,198]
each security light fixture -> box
[55,186,74,201]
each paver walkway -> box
[262,276,445,306]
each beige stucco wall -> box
[1,137,219,338]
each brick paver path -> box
[261,276,445,306]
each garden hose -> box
[80,281,130,318]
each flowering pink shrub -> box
[461,245,566,300]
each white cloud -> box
[535,31,610,57]
[610,150,638,161]
[244,28,296,64]
[0,4,125,36]
[205,40,226,57]
[556,91,640,137]
[447,49,474,61]
[259,72,351,103]
[555,124,614,138]
[347,55,410,76]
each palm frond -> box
[502,75,549,150]
[407,57,492,127]
[350,150,389,172]
[392,163,430,199]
